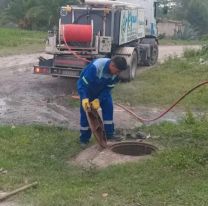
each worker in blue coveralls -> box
[77,56,128,146]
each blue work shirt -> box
[77,58,119,100]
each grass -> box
[0,117,208,205]
[0,28,46,56]
[113,47,208,110]
[159,38,203,45]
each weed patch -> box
[159,39,202,45]
[0,28,46,55]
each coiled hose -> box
[62,26,90,63]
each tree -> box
[0,0,77,30]
[0,0,8,10]
[158,0,208,36]
[185,0,208,35]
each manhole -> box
[110,142,157,156]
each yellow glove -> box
[91,99,100,110]
[82,98,90,111]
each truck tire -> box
[119,50,138,81]
[144,42,158,66]
[129,50,138,80]
[141,38,158,66]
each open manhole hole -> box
[110,142,157,156]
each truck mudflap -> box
[34,65,82,78]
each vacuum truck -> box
[34,0,158,81]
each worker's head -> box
[109,56,127,75]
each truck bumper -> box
[34,65,82,78]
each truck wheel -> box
[144,42,158,66]
[129,50,138,80]
[119,50,138,81]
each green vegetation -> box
[159,38,202,45]
[113,47,208,110]
[0,0,77,30]
[0,0,207,40]
[1,116,208,205]
[0,28,46,55]
[158,0,208,36]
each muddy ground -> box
[0,45,201,130]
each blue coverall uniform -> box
[77,58,119,144]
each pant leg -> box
[80,103,91,143]
[99,94,114,138]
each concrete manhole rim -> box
[109,141,158,156]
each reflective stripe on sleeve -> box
[82,76,89,85]
[80,126,90,131]
[107,84,115,88]
[103,120,113,124]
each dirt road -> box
[0,53,79,129]
[158,45,201,63]
[0,45,201,129]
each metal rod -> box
[91,19,94,47]
[66,7,112,12]
[58,18,61,51]
[103,14,106,36]
[110,7,115,42]
[72,10,75,23]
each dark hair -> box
[111,56,127,71]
